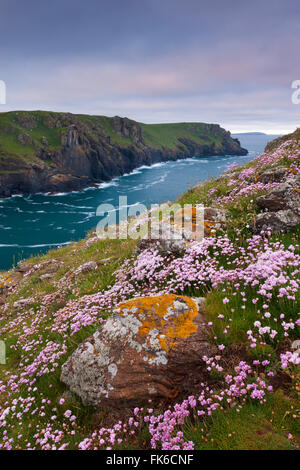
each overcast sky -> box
[0,0,299,133]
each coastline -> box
[0,111,248,198]
[0,152,256,271]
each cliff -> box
[264,127,300,152]
[0,111,247,196]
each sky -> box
[0,0,299,133]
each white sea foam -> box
[96,180,119,189]
[0,241,71,248]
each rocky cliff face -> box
[0,111,248,197]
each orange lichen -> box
[171,207,203,233]
[117,294,198,353]
[1,276,12,288]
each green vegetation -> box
[183,392,299,450]
[140,122,222,149]
[0,110,239,175]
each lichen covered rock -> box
[252,209,300,233]
[256,174,300,215]
[256,166,287,184]
[251,174,300,233]
[60,294,216,408]
[136,206,227,255]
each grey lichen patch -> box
[108,363,118,378]
[164,300,189,321]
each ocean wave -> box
[0,241,71,248]
[96,180,119,189]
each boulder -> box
[136,234,186,256]
[135,206,227,255]
[251,174,300,233]
[73,261,98,276]
[256,166,287,184]
[251,209,300,234]
[40,273,54,280]
[256,175,300,215]
[60,294,216,408]
[203,207,227,236]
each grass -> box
[140,122,221,149]
[4,234,137,307]
[0,111,240,175]
[183,391,299,450]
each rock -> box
[18,132,34,146]
[40,273,54,280]
[251,209,300,233]
[16,114,37,129]
[2,271,23,288]
[204,207,228,236]
[73,261,98,276]
[98,257,113,265]
[60,294,216,408]
[136,235,186,257]
[13,297,35,309]
[135,206,227,255]
[256,166,287,184]
[15,263,33,274]
[251,174,300,233]
[256,175,300,215]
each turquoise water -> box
[0,134,279,270]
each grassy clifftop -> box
[0,130,299,450]
[0,110,239,154]
[0,110,246,167]
[140,121,227,149]
[0,111,247,197]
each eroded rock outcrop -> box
[256,174,300,214]
[136,206,228,255]
[252,210,300,233]
[60,294,216,408]
[251,174,300,233]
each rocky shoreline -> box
[0,111,248,197]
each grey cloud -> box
[0,0,299,132]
